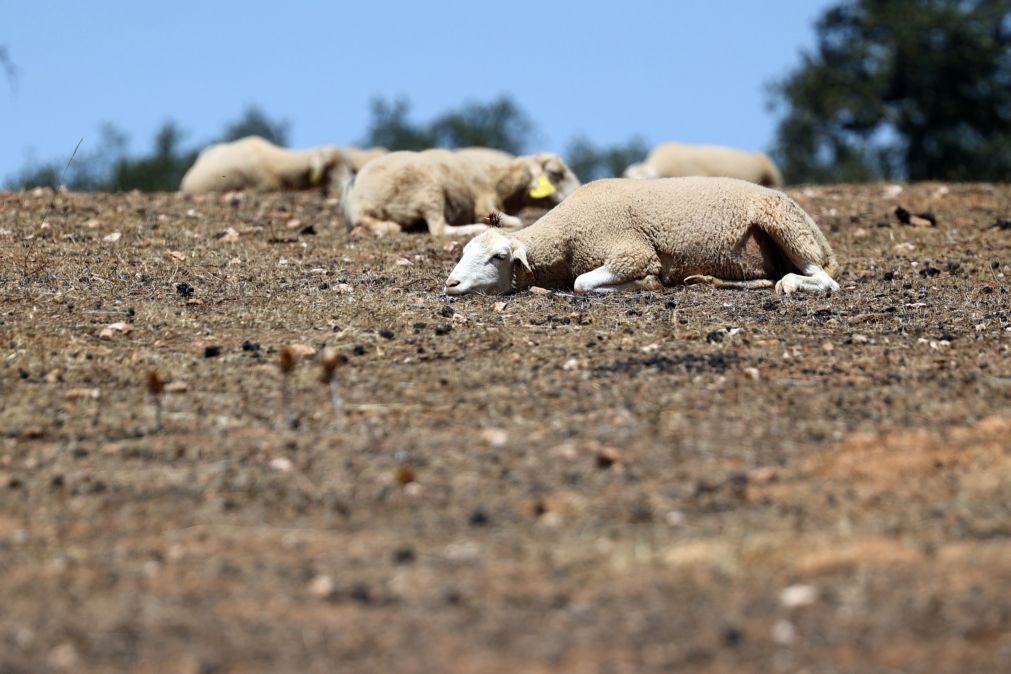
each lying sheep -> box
[180,136,342,193]
[340,148,580,236]
[326,146,388,196]
[341,146,388,172]
[454,146,515,167]
[623,142,784,187]
[444,177,839,296]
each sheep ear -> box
[511,242,530,271]
[309,154,324,185]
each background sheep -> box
[180,136,343,194]
[444,177,838,295]
[340,149,580,236]
[623,142,784,187]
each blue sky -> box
[2,1,835,182]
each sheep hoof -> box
[639,275,663,291]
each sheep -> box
[623,142,784,187]
[339,148,580,236]
[443,177,839,296]
[341,146,388,172]
[180,136,347,194]
[454,146,515,168]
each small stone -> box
[64,388,100,400]
[164,381,189,393]
[167,250,186,262]
[562,358,581,371]
[595,447,623,470]
[270,457,293,472]
[47,642,79,671]
[528,286,551,295]
[307,574,334,598]
[468,509,490,527]
[480,428,508,448]
[665,510,686,526]
[286,343,317,359]
[102,231,122,243]
[773,619,796,645]
[780,584,817,607]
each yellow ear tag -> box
[309,165,323,185]
[529,175,557,199]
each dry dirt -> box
[1,183,1010,674]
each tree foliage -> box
[770,0,1011,183]
[221,106,290,146]
[565,136,649,182]
[362,95,535,154]
[5,107,286,192]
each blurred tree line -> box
[6,107,289,192]
[769,0,1011,183]
[6,0,1011,190]
[6,95,646,191]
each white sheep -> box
[444,177,839,296]
[341,146,389,172]
[180,136,343,193]
[623,142,784,187]
[340,148,580,236]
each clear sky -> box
[2,0,835,182]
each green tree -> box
[770,0,1011,183]
[361,98,437,151]
[5,108,289,192]
[221,105,290,146]
[106,121,195,192]
[6,124,127,191]
[362,95,535,153]
[565,136,649,181]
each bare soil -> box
[1,183,1010,674]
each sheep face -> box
[309,148,341,186]
[444,230,529,296]
[528,153,580,205]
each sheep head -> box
[309,147,342,186]
[444,229,530,296]
[497,153,580,210]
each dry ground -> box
[1,183,1010,674]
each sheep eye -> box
[491,253,507,262]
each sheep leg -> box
[429,222,491,237]
[574,267,662,294]
[775,264,839,295]
[684,275,775,290]
[352,215,402,237]
[493,213,525,229]
[424,209,490,237]
[753,196,840,294]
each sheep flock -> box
[178,135,839,294]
